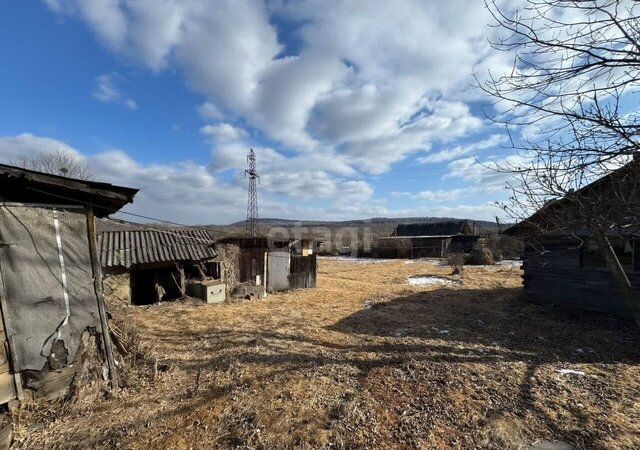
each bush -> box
[465,246,496,265]
[447,253,465,274]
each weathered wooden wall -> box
[522,236,636,318]
[267,251,290,292]
[290,254,317,289]
[239,247,267,283]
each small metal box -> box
[187,280,226,304]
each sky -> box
[0,0,523,225]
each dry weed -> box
[16,258,640,450]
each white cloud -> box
[46,0,512,175]
[0,134,248,224]
[92,73,138,110]
[124,99,138,110]
[197,101,224,121]
[36,2,534,223]
[415,189,465,202]
[418,134,508,164]
[0,133,82,162]
[0,133,376,223]
[0,132,515,223]
[446,155,529,193]
[200,123,248,143]
[93,74,120,103]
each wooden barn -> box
[375,220,479,258]
[506,160,640,319]
[0,164,137,405]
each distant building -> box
[375,220,479,258]
[0,164,137,405]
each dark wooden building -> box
[375,220,479,258]
[506,160,640,319]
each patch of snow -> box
[496,259,522,267]
[407,276,455,286]
[320,256,394,264]
[556,369,585,376]
[422,258,448,266]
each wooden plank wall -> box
[239,247,267,283]
[290,254,317,289]
[522,236,636,318]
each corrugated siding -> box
[98,229,217,268]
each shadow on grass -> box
[55,287,640,449]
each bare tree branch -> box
[12,149,94,180]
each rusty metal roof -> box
[98,229,217,268]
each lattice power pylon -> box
[245,149,259,238]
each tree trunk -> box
[594,231,640,329]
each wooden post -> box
[264,250,268,294]
[594,231,640,329]
[0,260,23,402]
[86,207,118,388]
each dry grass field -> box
[15,258,640,449]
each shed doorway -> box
[130,267,182,305]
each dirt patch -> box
[15,259,640,449]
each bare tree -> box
[480,0,640,326]
[13,149,94,180]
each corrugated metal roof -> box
[98,229,218,268]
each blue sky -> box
[0,1,522,224]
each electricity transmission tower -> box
[245,149,259,238]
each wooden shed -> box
[0,164,137,404]
[506,160,640,319]
[98,226,219,305]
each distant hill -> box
[227,216,508,232]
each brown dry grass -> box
[15,259,640,449]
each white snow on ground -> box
[556,369,585,376]
[496,259,522,267]
[407,276,456,286]
[321,256,522,268]
[465,259,522,269]
[320,256,395,264]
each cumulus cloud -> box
[93,73,138,109]
[197,101,224,121]
[418,134,508,164]
[38,1,526,222]
[415,189,465,202]
[0,133,82,162]
[200,123,248,143]
[446,154,530,193]
[45,0,512,175]
[0,133,379,222]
